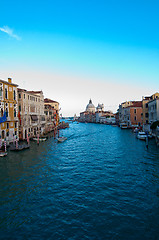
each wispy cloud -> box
[0,26,21,40]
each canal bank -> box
[0,123,159,239]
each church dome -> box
[86,99,95,113]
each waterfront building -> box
[80,100,114,124]
[96,103,104,112]
[44,103,56,133]
[148,98,159,124]
[44,98,60,126]
[86,99,96,113]
[0,78,18,144]
[119,101,135,127]
[127,102,143,127]
[18,89,46,139]
[142,93,159,125]
[119,101,143,128]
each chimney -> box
[8,78,12,83]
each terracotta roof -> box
[129,101,142,108]
[44,98,59,104]
[27,90,43,94]
[17,88,27,92]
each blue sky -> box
[0,0,159,116]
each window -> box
[7,123,9,129]
[2,130,5,139]
[134,116,137,121]
[24,94,25,99]
[28,95,29,100]
[145,103,148,108]
[6,109,8,117]
[15,131,17,136]
[134,109,136,114]
[145,113,149,118]
[19,93,21,99]
[6,131,9,137]
[0,85,2,97]
[14,109,16,117]
[19,105,21,111]
[15,122,17,128]
[1,109,3,117]
[14,90,16,100]
[5,88,8,99]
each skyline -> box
[0,0,159,116]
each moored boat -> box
[137,132,148,140]
[32,137,47,141]
[0,151,7,157]
[120,124,128,129]
[57,137,67,143]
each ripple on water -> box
[0,123,159,239]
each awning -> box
[31,115,38,121]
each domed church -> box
[86,99,96,113]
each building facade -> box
[148,98,159,124]
[44,98,59,126]
[142,93,159,125]
[18,89,46,139]
[0,78,18,144]
[44,103,56,133]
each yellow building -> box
[0,78,18,145]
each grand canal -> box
[0,122,159,239]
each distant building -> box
[79,99,115,124]
[86,99,96,113]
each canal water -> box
[0,123,159,240]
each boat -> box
[0,150,7,157]
[155,135,159,147]
[57,137,67,143]
[137,132,148,140]
[133,127,139,133]
[32,137,47,141]
[120,124,128,129]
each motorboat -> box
[120,124,128,129]
[137,132,148,140]
[32,137,47,141]
[57,137,67,143]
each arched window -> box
[14,109,16,117]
